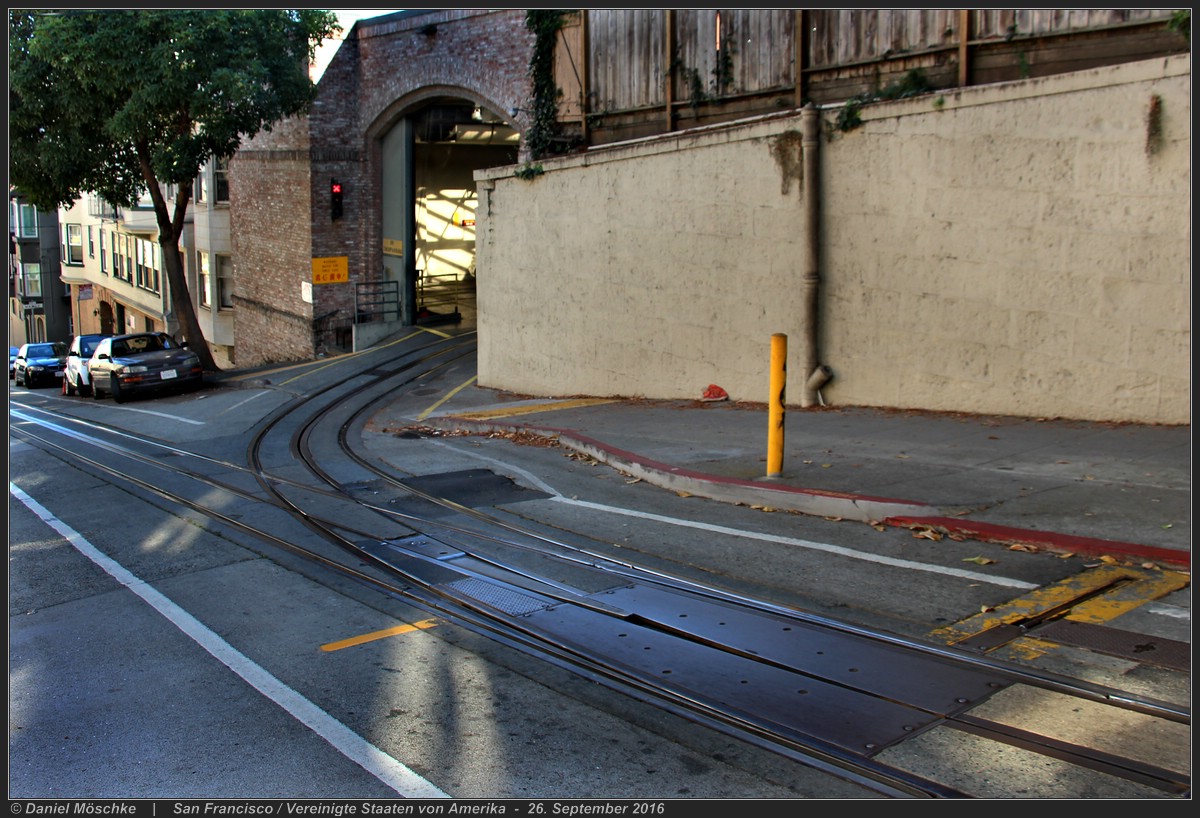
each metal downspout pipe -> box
[799,103,831,407]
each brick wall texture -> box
[231,9,533,367]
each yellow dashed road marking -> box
[321,618,439,652]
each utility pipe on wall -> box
[799,103,826,408]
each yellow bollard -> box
[767,333,787,477]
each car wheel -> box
[110,375,126,404]
[64,374,77,396]
[81,380,93,397]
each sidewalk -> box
[415,385,1191,571]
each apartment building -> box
[9,189,70,347]
[52,156,234,368]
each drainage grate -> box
[445,577,554,617]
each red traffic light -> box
[331,178,344,220]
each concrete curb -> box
[433,416,1191,572]
[885,516,1190,570]
[431,417,934,522]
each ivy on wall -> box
[524,10,568,161]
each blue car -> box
[9,346,18,379]
[14,341,69,388]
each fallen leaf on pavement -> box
[912,527,943,541]
[963,556,996,565]
[1008,543,1040,552]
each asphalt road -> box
[8,343,1190,803]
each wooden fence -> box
[553,9,1185,145]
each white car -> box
[63,333,110,396]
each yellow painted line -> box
[1063,569,1189,624]
[320,618,439,652]
[931,565,1190,661]
[417,375,478,421]
[416,325,455,339]
[456,398,616,421]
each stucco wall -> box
[477,55,1190,424]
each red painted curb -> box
[885,515,1190,570]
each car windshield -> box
[81,339,102,356]
[29,343,67,357]
[111,334,174,356]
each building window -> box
[195,168,207,204]
[21,263,41,297]
[99,230,107,274]
[136,239,147,288]
[88,225,95,258]
[214,156,230,203]
[63,224,84,265]
[17,203,38,238]
[197,250,211,308]
[135,237,160,294]
[112,233,134,283]
[216,254,233,308]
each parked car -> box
[13,341,69,388]
[88,332,203,403]
[9,346,18,379]
[62,333,111,397]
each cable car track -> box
[9,333,1190,799]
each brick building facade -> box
[230,9,533,367]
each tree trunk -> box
[136,143,220,372]
[159,235,219,372]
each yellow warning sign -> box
[382,238,404,257]
[312,256,349,285]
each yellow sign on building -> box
[382,238,404,257]
[312,256,349,285]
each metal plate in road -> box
[523,596,942,755]
[589,584,1013,715]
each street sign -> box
[312,256,349,285]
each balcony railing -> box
[88,198,118,220]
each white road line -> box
[10,482,450,800]
[104,404,206,425]
[434,439,1039,591]
[218,390,272,416]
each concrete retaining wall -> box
[476,55,1190,424]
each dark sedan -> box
[88,332,203,403]
[13,341,68,387]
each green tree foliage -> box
[9,9,340,370]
